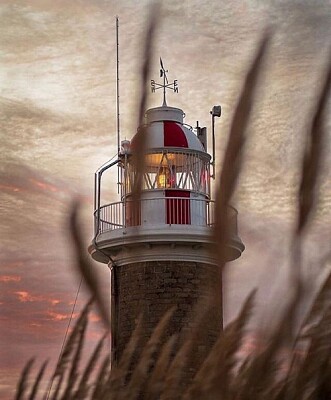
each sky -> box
[0,0,330,398]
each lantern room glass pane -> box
[124,151,210,196]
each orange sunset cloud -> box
[0,275,21,283]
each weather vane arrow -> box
[151,58,178,106]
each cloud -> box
[14,291,62,305]
[0,159,70,197]
[46,310,78,321]
[0,276,21,283]
[14,291,39,302]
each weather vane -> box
[151,58,178,106]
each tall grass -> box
[16,6,331,400]
[15,270,331,399]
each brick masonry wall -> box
[114,260,222,382]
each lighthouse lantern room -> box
[90,106,244,265]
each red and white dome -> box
[131,106,206,153]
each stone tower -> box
[89,77,244,377]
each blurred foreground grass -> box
[15,268,331,400]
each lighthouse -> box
[88,62,244,375]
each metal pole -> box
[109,262,118,366]
[211,114,216,179]
[123,153,127,227]
[116,16,121,193]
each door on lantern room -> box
[165,190,190,225]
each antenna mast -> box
[116,16,120,193]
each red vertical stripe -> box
[164,122,188,147]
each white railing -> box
[94,197,238,236]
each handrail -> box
[93,158,120,244]
[94,197,238,236]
